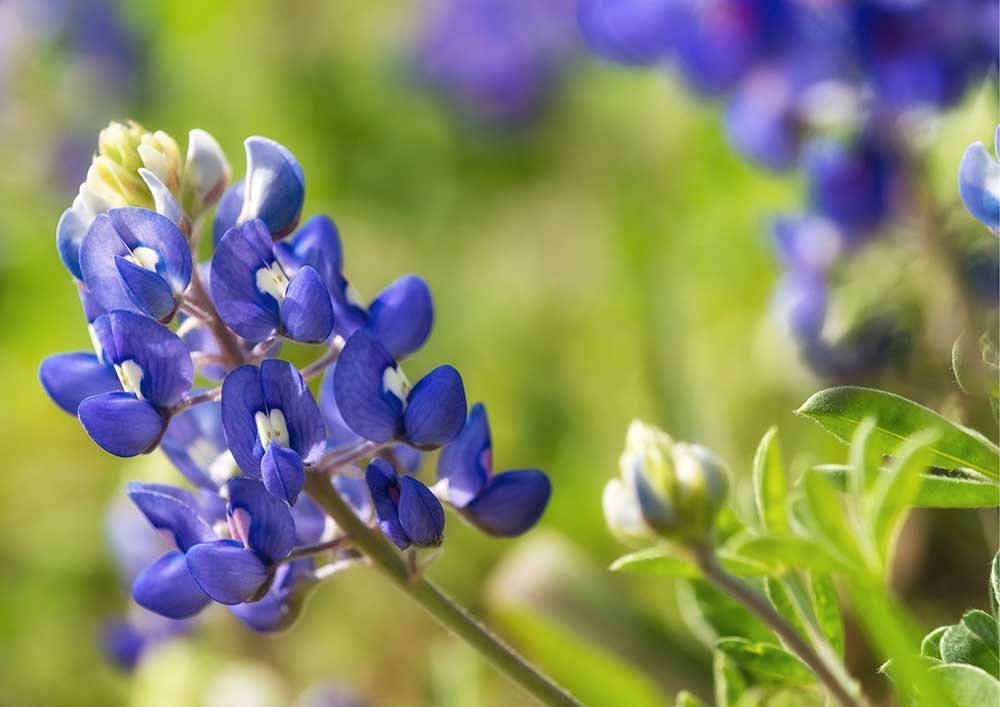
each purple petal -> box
[92,310,193,408]
[578,0,677,66]
[185,539,271,605]
[365,459,410,550]
[161,402,232,489]
[291,494,327,546]
[281,265,335,343]
[463,469,551,537]
[228,559,316,632]
[56,203,92,280]
[39,351,121,415]
[333,474,373,522]
[436,402,491,507]
[319,364,363,448]
[210,219,283,342]
[334,331,404,443]
[225,477,295,563]
[238,137,305,239]
[78,392,166,457]
[259,359,326,463]
[366,274,434,359]
[212,179,245,246]
[107,208,192,292]
[261,444,305,505]
[125,482,216,551]
[221,365,267,475]
[275,214,343,287]
[403,365,467,450]
[398,476,445,547]
[133,551,211,619]
[959,139,1000,230]
[114,255,176,320]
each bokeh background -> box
[0,1,996,706]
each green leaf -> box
[931,664,1000,707]
[679,579,772,646]
[715,638,815,686]
[869,431,937,563]
[940,611,1000,678]
[729,536,844,576]
[808,574,845,659]
[813,464,1000,509]
[674,690,710,707]
[714,648,747,707]
[921,626,949,660]
[797,387,1000,480]
[753,426,789,534]
[764,578,809,646]
[609,546,761,578]
[849,417,880,494]
[801,470,862,565]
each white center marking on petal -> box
[382,365,411,410]
[125,246,160,271]
[268,409,289,446]
[255,261,289,303]
[254,408,290,448]
[88,323,105,362]
[114,359,145,399]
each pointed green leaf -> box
[729,536,844,576]
[809,574,845,658]
[802,470,862,564]
[714,648,747,707]
[797,387,1000,479]
[849,417,880,494]
[813,464,1000,508]
[680,579,772,646]
[921,626,949,660]
[764,577,809,646]
[940,611,1000,678]
[870,431,937,563]
[716,638,815,686]
[931,664,1000,707]
[610,547,701,578]
[753,426,789,534]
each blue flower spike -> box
[185,477,295,605]
[211,219,334,344]
[959,125,1000,234]
[334,330,466,450]
[80,207,192,322]
[437,403,551,537]
[78,311,194,457]
[221,359,326,504]
[365,458,445,550]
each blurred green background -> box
[0,2,995,706]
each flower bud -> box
[181,129,231,218]
[603,420,729,546]
[85,121,183,209]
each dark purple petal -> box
[185,539,271,605]
[436,402,491,507]
[238,137,305,239]
[220,365,267,475]
[291,494,327,546]
[390,444,423,475]
[39,352,121,415]
[281,266,335,343]
[261,444,305,505]
[78,392,166,457]
[106,208,192,293]
[133,550,211,619]
[397,476,445,547]
[226,477,295,563]
[100,619,147,671]
[212,179,245,246]
[365,459,409,550]
[114,255,177,320]
[334,331,404,443]
[126,482,216,552]
[210,219,283,342]
[259,359,326,464]
[228,559,317,632]
[463,469,551,537]
[365,274,434,359]
[402,365,467,450]
[91,310,194,408]
[161,402,233,489]
[319,364,362,448]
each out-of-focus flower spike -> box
[237,137,305,239]
[181,128,230,218]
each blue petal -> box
[126,482,216,552]
[161,402,231,489]
[212,179,245,246]
[210,219,283,342]
[79,214,142,313]
[220,365,268,475]
[139,168,191,237]
[805,138,893,231]
[319,364,362,448]
[78,392,167,457]
[463,470,551,537]
[577,0,677,66]
[771,215,843,273]
[77,283,106,324]
[275,214,343,287]
[261,444,305,505]
[114,256,177,320]
[226,476,295,563]
[107,208,192,293]
[238,137,305,238]
[436,402,491,508]
[959,139,1000,230]
[402,365,467,450]
[259,359,327,464]
[775,273,827,339]
[229,559,316,632]
[725,78,799,172]
[281,265,335,343]
[133,551,211,619]
[333,474,373,522]
[391,444,423,475]
[56,203,91,279]
[366,274,434,359]
[334,331,404,443]
[397,476,445,547]
[365,459,410,550]
[291,494,327,546]
[39,352,121,415]
[92,310,194,408]
[185,539,271,605]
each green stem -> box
[693,546,866,707]
[303,472,582,707]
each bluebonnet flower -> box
[411,0,578,125]
[77,310,193,457]
[334,330,467,450]
[959,125,1000,234]
[366,458,445,550]
[220,360,326,504]
[436,403,550,536]
[577,0,678,66]
[804,137,898,234]
[211,219,335,343]
[161,401,238,491]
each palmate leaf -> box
[931,664,1000,707]
[813,465,1000,509]
[715,638,815,686]
[797,387,1000,480]
[940,610,1000,679]
[753,426,789,534]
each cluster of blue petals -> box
[41,133,552,633]
[579,0,999,379]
